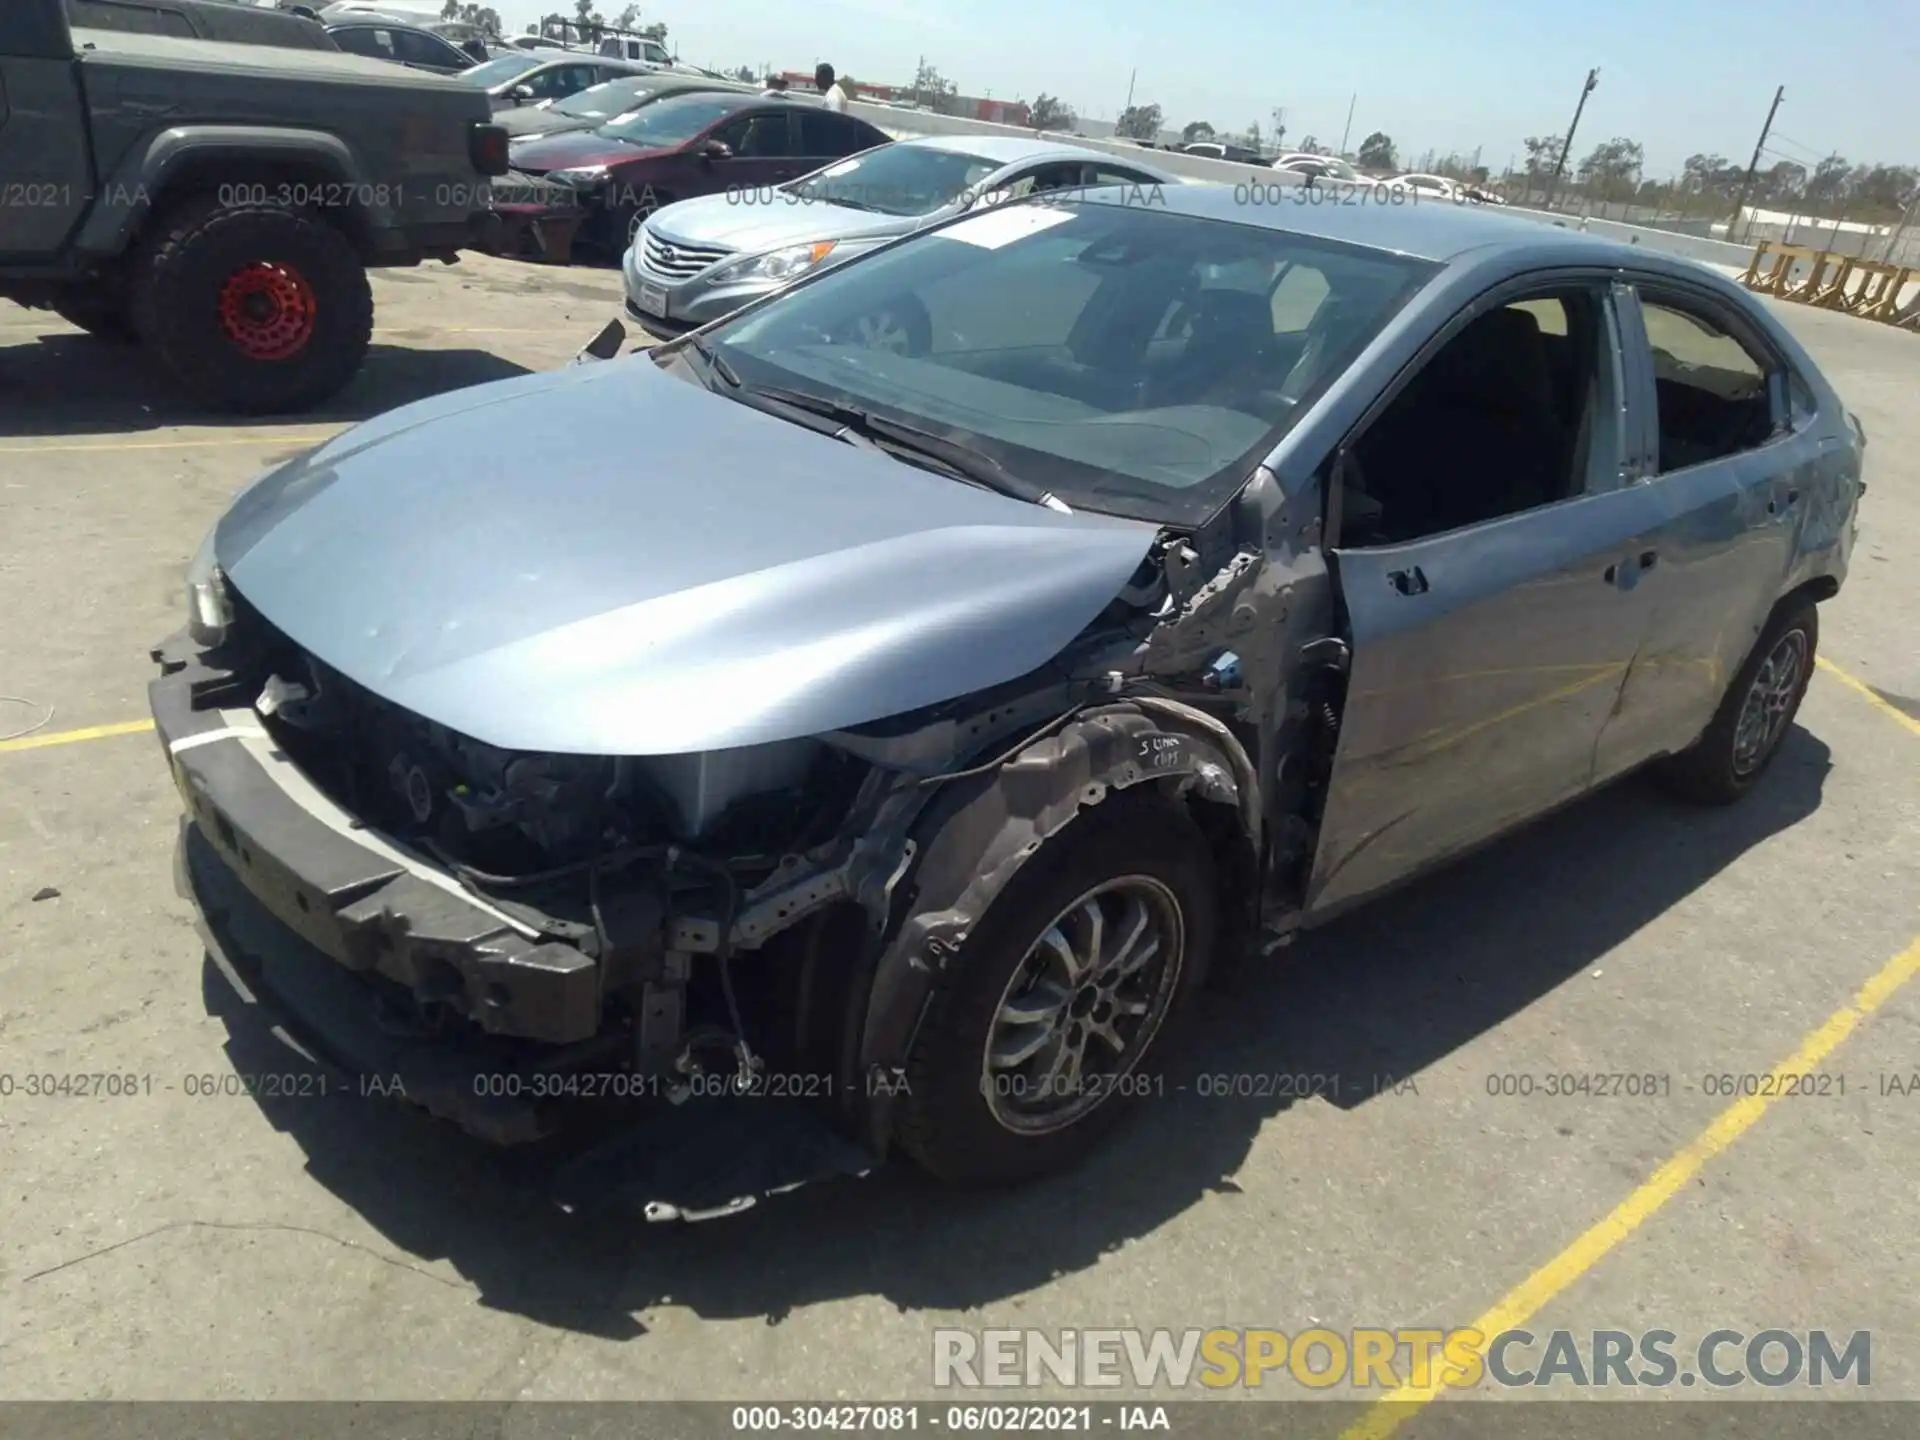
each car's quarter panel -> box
[66,28,497,258]
[0,53,94,257]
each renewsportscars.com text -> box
[932,1327,1871,1391]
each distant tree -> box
[1576,136,1643,199]
[1521,133,1562,181]
[1180,120,1216,144]
[733,64,756,83]
[1760,159,1806,203]
[1030,94,1074,131]
[571,0,604,42]
[441,0,502,32]
[1849,162,1920,214]
[1115,103,1163,141]
[1296,135,1322,155]
[1805,153,1853,207]
[912,60,961,115]
[611,3,639,27]
[1356,131,1396,171]
[642,20,667,42]
[1242,121,1263,153]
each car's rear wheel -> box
[1657,597,1817,804]
[897,790,1215,1185]
[128,197,373,415]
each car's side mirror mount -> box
[508,84,535,101]
[698,138,733,161]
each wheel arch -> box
[74,128,386,261]
[848,698,1261,1152]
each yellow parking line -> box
[0,432,338,456]
[0,718,155,755]
[1817,656,1920,739]
[1338,932,1920,1440]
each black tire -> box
[1657,597,1818,805]
[51,286,134,342]
[127,196,373,415]
[897,789,1216,1185]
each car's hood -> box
[651,192,921,253]
[214,360,1157,757]
[507,129,649,172]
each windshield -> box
[460,53,546,86]
[553,76,660,118]
[690,200,1432,525]
[786,145,1001,217]
[598,92,750,147]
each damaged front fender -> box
[850,699,1261,1151]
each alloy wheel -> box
[980,876,1185,1135]
[1731,626,1808,776]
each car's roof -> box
[1094,183,1635,264]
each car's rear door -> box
[1587,277,1826,779]
[1305,276,1662,916]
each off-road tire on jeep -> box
[897,789,1217,1185]
[127,196,374,415]
[1657,597,1818,805]
[51,285,134,342]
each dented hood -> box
[214,358,1156,756]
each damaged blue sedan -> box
[151,186,1864,1217]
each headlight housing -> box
[186,525,233,647]
[713,240,840,284]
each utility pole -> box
[1123,68,1136,117]
[1729,85,1785,244]
[1542,67,1599,210]
[1339,93,1356,157]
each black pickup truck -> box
[0,0,508,412]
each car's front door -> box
[1587,280,1819,779]
[1305,278,1663,916]
[703,109,804,192]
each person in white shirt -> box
[815,63,850,113]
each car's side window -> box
[1635,295,1776,473]
[1340,287,1612,546]
[1084,165,1159,190]
[335,26,395,59]
[392,29,456,66]
[797,112,872,158]
[719,112,794,157]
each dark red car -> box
[496,92,891,261]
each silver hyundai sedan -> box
[621,134,1178,339]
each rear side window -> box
[392,29,460,66]
[68,0,193,37]
[1638,295,1776,473]
[798,111,878,158]
[333,26,395,59]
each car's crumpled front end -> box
[150,354,1306,1217]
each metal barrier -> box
[1737,240,1918,329]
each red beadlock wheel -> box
[216,262,318,362]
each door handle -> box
[1638,550,1658,570]
[1387,566,1428,596]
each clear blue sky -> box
[496,0,1918,177]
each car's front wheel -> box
[898,790,1216,1185]
[1658,597,1817,804]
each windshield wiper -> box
[739,384,1048,504]
[682,333,742,388]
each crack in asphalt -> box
[18,1219,472,1291]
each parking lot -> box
[2,251,1917,1424]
